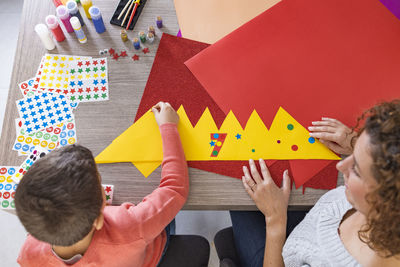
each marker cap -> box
[45,15,59,30]
[56,5,70,20]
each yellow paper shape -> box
[95,106,340,177]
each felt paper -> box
[131,34,339,188]
[0,166,18,209]
[173,0,280,44]
[185,0,400,129]
[380,0,400,20]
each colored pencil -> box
[117,0,133,20]
[126,0,140,30]
[121,0,135,26]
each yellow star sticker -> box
[57,76,62,81]
[56,83,61,88]
[46,55,51,60]
[45,62,50,67]
[51,69,56,74]
[85,74,91,79]
[59,63,65,68]
[54,56,59,61]
[49,76,54,80]
[68,57,74,61]
[42,69,48,74]
[63,84,68,89]
[93,73,99,78]
[100,73,106,78]
[61,56,66,61]
[64,77,69,82]
[48,82,53,87]
[70,75,75,80]
[42,75,47,80]
[58,70,64,74]
[40,82,45,87]
[78,75,83,80]
[52,63,58,68]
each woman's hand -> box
[151,101,179,126]
[308,117,357,156]
[242,159,291,226]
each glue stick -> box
[45,15,65,42]
[81,0,93,19]
[89,6,105,33]
[56,5,74,33]
[34,24,56,50]
[70,16,87,43]
[66,0,85,26]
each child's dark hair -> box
[15,144,103,246]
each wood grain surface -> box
[0,0,343,210]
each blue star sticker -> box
[42,122,48,128]
[46,106,52,111]
[21,107,27,113]
[235,134,242,140]
[48,112,54,118]
[24,120,31,126]
[65,114,71,119]
[34,125,40,130]
[54,103,59,109]
[34,95,40,101]
[210,141,216,147]
[70,81,76,87]
[32,118,38,123]
[57,116,64,122]
[40,115,46,121]
[61,100,67,106]
[38,108,44,114]
[55,110,61,115]
[42,93,48,98]
[93,79,99,85]
[18,100,25,106]
[77,80,83,86]
[51,97,57,102]
[63,107,70,112]
[36,101,42,107]
[101,79,106,85]
[26,98,32,103]
[50,119,56,125]
[26,127,32,133]
[22,114,28,119]
[44,99,50,105]
[30,111,36,117]
[28,104,34,110]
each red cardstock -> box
[185,0,400,129]
[136,33,338,190]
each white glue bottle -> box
[70,16,87,43]
[34,24,56,50]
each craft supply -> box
[99,50,105,55]
[156,16,163,28]
[110,0,147,30]
[146,32,154,43]
[58,117,77,147]
[120,51,127,57]
[125,0,140,30]
[81,0,93,19]
[89,6,106,33]
[103,49,109,54]
[117,0,132,20]
[52,0,63,7]
[66,0,85,26]
[133,37,140,49]
[138,31,146,43]
[121,0,135,27]
[0,166,18,210]
[148,25,155,35]
[120,29,128,41]
[34,24,56,50]
[45,15,66,42]
[12,147,49,183]
[70,16,87,43]
[60,0,69,4]
[132,54,139,60]
[56,5,74,33]
[102,184,114,204]
[142,47,149,54]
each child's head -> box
[15,144,104,246]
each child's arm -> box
[113,102,188,241]
[308,117,357,156]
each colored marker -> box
[45,15,65,42]
[34,24,56,50]
[66,0,85,26]
[138,31,146,43]
[70,16,87,43]
[133,37,140,49]
[89,6,105,33]
[156,16,163,28]
[120,29,128,42]
[56,5,74,33]
[147,32,154,43]
[81,0,93,19]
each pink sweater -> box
[17,124,189,267]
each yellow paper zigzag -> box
[95,106,340,177]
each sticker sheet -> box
[58,116,77,147]
[32,54,91,93]
[0,166,18,209]
[67,58,109,103]
[16,92,74,134]
[12,146,49,183]
[102,184,114,205]
[13,119,62,154]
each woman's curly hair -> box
[354,100,400,257]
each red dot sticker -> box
[19,168,23,173]
[3,192,10,199]
[21,83,28,89]
[46,127,53,133]
[67,123,74,130]
[54,128,61,134]
[291,145,298,151]
[0,168,6,175]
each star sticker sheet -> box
[0,166,18,209]
[67,58,109,103]
[16,92,74,134]
[32,54,91,93]
[102,184,114,205]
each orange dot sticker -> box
[48,142,56,149]
[25,137,32,144]
[33,139,40,146]
[6,176,13,183]
[68,137,76,144]
[41,140,48,147]
[17,136,25,142]
[0,176,5,183]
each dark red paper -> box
[186,0,400,129]
[136,33,338,190]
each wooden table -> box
[0,0,343,210]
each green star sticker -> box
[85,67,91,73]
[78,68,83,73]
[101,93,107,99]
[106,195,111,200]
[86,95,91,100]
[100,66,106,71]
[93,67,98,72]
[93,94,99,99]
[78,95,84,101]
[70,69,76,74]
[70,96,76,101]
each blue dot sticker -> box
[5,184,12,191]
[22,144,30,152]
[0,184,3,190]
[8,168,15,175]
[60,132,67,138]
[14,143,22,150]
[213,133,219,139]
[287,124,294,130]
[68,130,75,137]
[60,139,68,146]
[308,137,315,144]
[13,184,18,190]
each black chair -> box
[158,235,210,267]
[214,227,241,267]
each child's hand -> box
[151,101,179,126]
[308,117,357,156]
